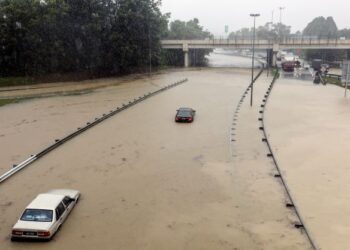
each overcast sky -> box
[160,0,349,36]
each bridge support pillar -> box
[183,43,189,68]
[272,43,280,67]
[184,51,189,67]
[267,49,273,67]
[347,50,350,60]
[272,52,278,67]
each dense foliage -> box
[0,0,168,77]
[228,16,350,63]
[2,0,349,79]
[302,16,346,62]
[303,16,338,38]
[166,18,211,39]
[228,23,292,40]
[162,18,212,66]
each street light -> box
[148,22,152,77]
[250,13,260,107]
[279,7,285,24]
[279,7,285,41]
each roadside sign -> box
[225,25,229,33]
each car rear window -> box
[178,111,191,117]
[20,209,53,222]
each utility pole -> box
[250,13,260,107]
[148,22,152,77]
[147,2,152,77]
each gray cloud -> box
[161,0,349,36]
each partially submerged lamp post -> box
[279,7,285,41]
[250,13,260,107]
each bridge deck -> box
[161,39,350,50]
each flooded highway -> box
[0,52,348,249]
[1,66,307,250]
[207,49,263,68]
[0,70,190,173]
[266,79,350,250]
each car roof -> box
[46,189,79,198]
[26,193,65,210]
[178,107,193,111]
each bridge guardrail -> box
[161,38,350,50]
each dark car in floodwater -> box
[175,108,196,123]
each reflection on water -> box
[207,49,262,68]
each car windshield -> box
[20,209,53,222]
[178,110,191,117]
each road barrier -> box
[259,71,318,250]
[230,67,264,148]
[0,79,188,184]
[325,73,341,81]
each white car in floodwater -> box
[11,189,80,241]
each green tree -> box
[228,27,252,39]
[303,16,344,62]
[167,18,211,40]
[163,18,212,66]
[0,0,169,77]
[228,23,291,40]
[338,28,350,38]
[303,16,338,38]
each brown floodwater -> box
[0,69,191,173]
[266,79,350,250]
[0,65,313,249]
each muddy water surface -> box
[266,79,350,250]
[0,70,190,173]
[0,68,311,249]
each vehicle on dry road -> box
[11,189,80,241]
[175,107,196,123]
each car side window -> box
[55,208,61,220]
[55,202,66,220]
[63,196,72,207]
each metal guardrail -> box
[0,156,37,183]
[230,67,264,152]
[325,73,342,81]
[230,68,317,248]
[259,71,318,250]
[0,79,188,184]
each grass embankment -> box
[0,77,35,87]
[271,68,280,77]
[323,76,350,93]
[324,76,344,88]
[0,99,18,107]
[0,77,35,107]
[325,76,342,86]
[0,67,164,88]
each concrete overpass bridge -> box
[161,39,350,67]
